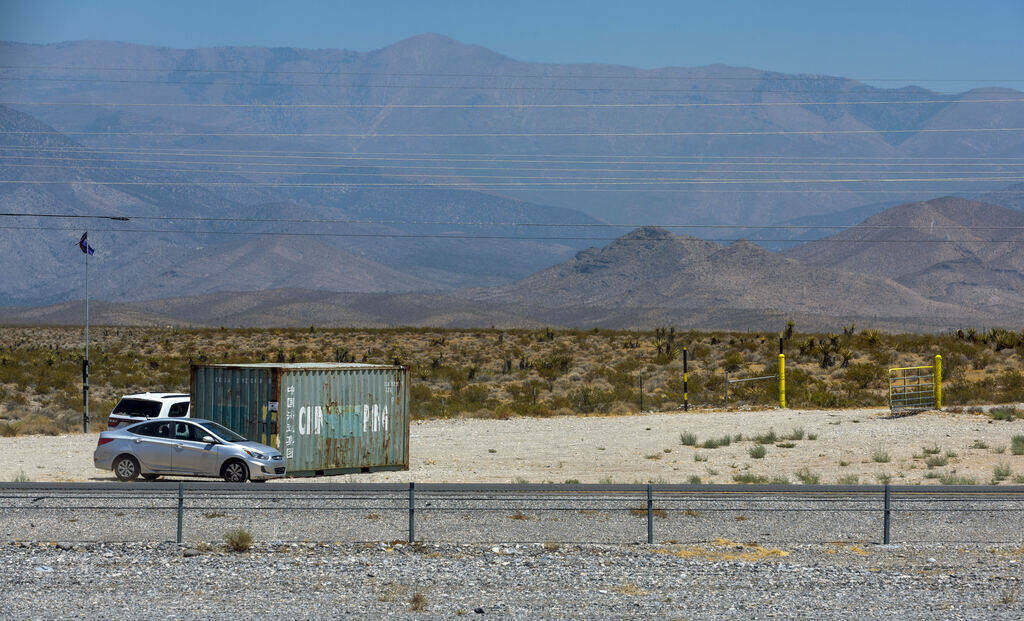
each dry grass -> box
[614,582,649,596]
[629,507,668,518]
[409,591,428,612]
[654,538,789,562]
[4,325,1024,435]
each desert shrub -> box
[794,468,820,485]
[1012,435,1024,456]
[990,406,1022,422]
[748,445,767,459]
[536,352,573,380]
[679,432,697,446]
[753,429,778,444]
[732,473,768,484]
[785,427,805,441]
[844,362,886,389]
[701,435,732,449]
[938,473,977,485]
[224,529,253,552]
[872,450,890,463]
[999,370,1024,402]
[722,351,744,372]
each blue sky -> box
[1,0,1021,90]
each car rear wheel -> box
[114,455,140,482]
[142,473,160,481]
[221,460,249,483]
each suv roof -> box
[120,392,190,401]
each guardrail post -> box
[408,482,415,543]
[646,484,654,544]
[883,484,891,544]
[176,482,184,544]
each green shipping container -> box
[190,363,409,477]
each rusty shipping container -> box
[190,363,409,477]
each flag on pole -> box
[78,232,95,255]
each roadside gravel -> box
[4,541,1024,619]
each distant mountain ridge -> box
[9,198,1024,331]
[783,196,1024,315]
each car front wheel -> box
[221,460,249,483]
[114,455,140,482]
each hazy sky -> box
[1,0,1021,90]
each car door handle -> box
[175,444,184,449]
[133,439,141,444]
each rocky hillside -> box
[783,197,1024,313]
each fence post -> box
[639,371,644,412]
[778,354,786,409]
[646,484,654,544]
[724,371,729,408]
[408,482,415,543]
[883,484,891,545]
[176,482,184,544]
[683,347,688,412]
[934,355,942,410]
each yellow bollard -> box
[778,354,786,408]
[934,354,942,410]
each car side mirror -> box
[202,435,217,444]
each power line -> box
[5,162,1021,181]
[8,153,1024,175]
[5,64,1021,83]
[1,177,1017,187]
[6,153,1024,172]
[4,127,1022,138]
[4,75,1006,94]
[6,212,1024,231]
[3,98,1022,109]
[3,224,1022,243]
[6,144,1024,162]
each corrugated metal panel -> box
[279,366,407,474]
[191,366,275,439]
[190,363,409,476]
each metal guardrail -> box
[3,482,1024,545]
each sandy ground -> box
[5,406,1024,485]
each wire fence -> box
[3,483,1024,546]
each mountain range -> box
[4,196,1022,330]
[2,35,1023,329]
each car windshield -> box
[199,421,248,443]
[111,398,161,418]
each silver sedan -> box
[94,418,286,482]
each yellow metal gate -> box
[888,355,942,413]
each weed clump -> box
[224,529,253,552]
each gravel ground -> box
[5,406,1024,486]
[4,540,1024,619]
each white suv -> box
[106,393,191,429]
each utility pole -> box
[83,232,90,433]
